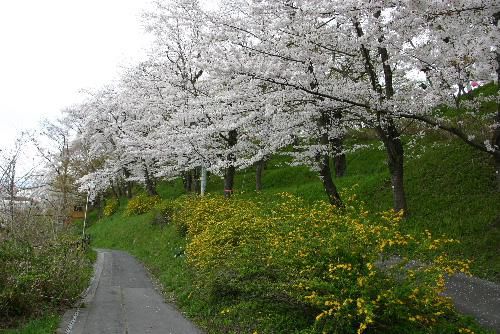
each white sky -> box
[0,0,153,149]
[0,0,218,152]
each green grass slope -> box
[192,139,499,280]
[87,138,499,332]
[93,138,500,281]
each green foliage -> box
[125,193,160,216]
[0,233,93,322]
[173,193,484,333]
[401,141,500,280]
[0,314,59,334]
[103,197,119,217]
[151,200,177,226]
[156,179,186,199]
[431,83,499,140]
[89,202,315,333]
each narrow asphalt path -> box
[59,249,500,333]
[444,273,500,333]
[58,249,202,334]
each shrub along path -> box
[57,249,201,334]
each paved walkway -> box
[59,249,500,333]
[57,249,201,334]
[444,273,500,333]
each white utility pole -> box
[200,165,207,196]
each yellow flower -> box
[357,322,368,334]
[357,276,365,287]
[315,312,326,321]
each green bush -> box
[151,200,176,226]
[0,233,92,320]
[174,193,484,334]
[103,197,119,217]
[125,194,160,216]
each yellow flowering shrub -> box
[173,193,483,333]
[125,193,160,216]
[103,197,119,217]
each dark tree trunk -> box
[223,129,238,198]
[495,153,500,192]
[376,121,407,214]
[330,137,346,177]
[98,193,104,218]
[126,181,133,199]
[378,40,407,214]
[144,165,157,196]
[182,171,192,193]
[328,109,346,178]
[318,111,343,207]
[317,153,343,207]
[182,169,200,193]
[334,153,347,178]
[494,94,500,191]
[224,166,236,198]
[123,168,133,199]
[355,13,408,213]
[255,159,266,191]
[117,178,124,197]
[110,179,119,199]
[493,98,500,191]
[192,168,201,193]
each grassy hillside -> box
[93,138,500,280]
[87,137,499,333]
[175,139,498,280]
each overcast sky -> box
[0,0,156,149]
[0,0,217,151]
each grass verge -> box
[0,314,60,334]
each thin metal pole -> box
[82,191,90,238]
[200,165,207,196]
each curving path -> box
[57,249,202,334]
[59,249,500,333]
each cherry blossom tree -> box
[204,0,500,211]
[391,1,500,190]
[142,0,286,197]
[67,0,499,211]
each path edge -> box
[56,249,105,334]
